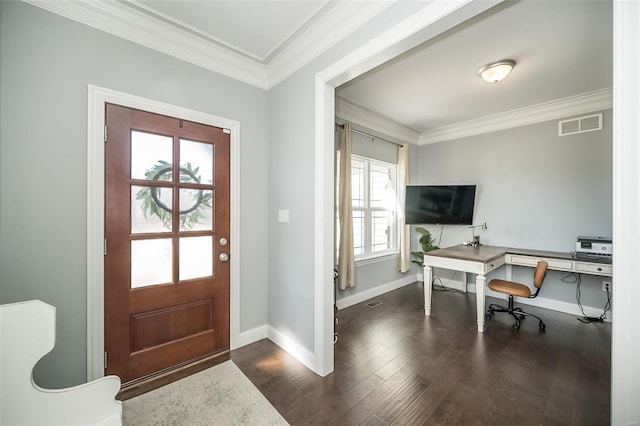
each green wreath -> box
[136,160,212,230]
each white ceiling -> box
[133,0,331,62]
[337,0,613,133]
[28,0,613,138]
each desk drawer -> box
[506,255,539,267]
[506,255,573,271]
[575,261,612,276]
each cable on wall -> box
[564,272,611,323]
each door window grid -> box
[129,131,215,287]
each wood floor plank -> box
[373,374,430,423]
[231,282,611,425]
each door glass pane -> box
[179,189,213,231]
[131,239,172,288]
[131,130,173,181]
[180,139,213,184]
[179,236,213,281]
[131,186,173,233]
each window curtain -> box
[397,144,411,273]
[338,123,355,289]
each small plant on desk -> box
[411,227,439,268]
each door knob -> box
[219,238,228,246]
[219,253,229,262]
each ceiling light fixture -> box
[478,59,516,83]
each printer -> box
[576,236,612,259]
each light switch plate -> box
[278,209,289,223]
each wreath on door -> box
[136,160,212,230]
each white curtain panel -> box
[397,144,411,273]
[338,124,356,289]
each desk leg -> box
[424,265,433,316]
[461,272,467,293]
[476,274,487,332]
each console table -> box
[423,244,612,332]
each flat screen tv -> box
[405,185,476,225]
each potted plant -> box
[411,227,439,268]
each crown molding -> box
[124,0,265,62]
[336,98,420,145]
[23,0,269,89]
[266,1,395,88]
[418,88,613,145]
[23,0,394,91]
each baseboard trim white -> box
[236,325,268,348]
[236,324,317,373]
[266,325,317,372]
[336,274,419,310]
[417,275,611,322]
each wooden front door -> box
[104,103,230,384]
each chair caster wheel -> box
[513,321,521,330]
[539,323,546,332]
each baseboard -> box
[417,274,611,322]
[266,325,317,372]
[237,324,268,347]
[236,323,317,373]
[336,274,419,310]
[236,270,609,379]
[485,290,612,322]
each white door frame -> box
[86,85,241,380]
[315,0,640,423]
[313,0,503,378]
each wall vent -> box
[558,113,603,136]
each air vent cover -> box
[558,113,603,136]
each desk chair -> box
[486,261,548,331]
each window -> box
[339,155,398,260]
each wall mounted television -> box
[405,185,476,225]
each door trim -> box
[86,85,241,380]
[313,0,503,377]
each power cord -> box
[432,274,466,294]
[566,272,611,323]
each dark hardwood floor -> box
[232,282,611,425]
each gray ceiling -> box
[336,0,613,132]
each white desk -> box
[423,245,612,332]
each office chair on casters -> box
[486,261,548,331]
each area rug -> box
[123,360,289,425]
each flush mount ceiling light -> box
[478,59,516,83]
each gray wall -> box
[0,2,269,388]
[415,111,613,309]
[267,1,429,352]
